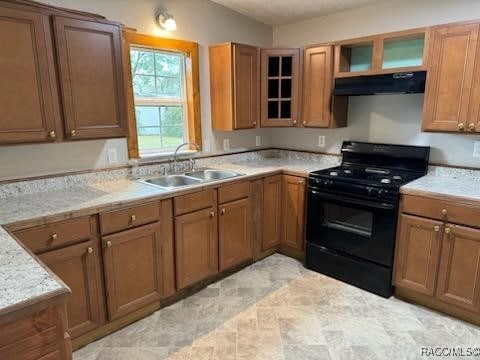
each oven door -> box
[306,189,398,267]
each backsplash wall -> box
[273,0,480,169]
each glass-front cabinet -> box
[260,48,301,127]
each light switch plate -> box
[255,136,261,147]
[203,139,211,152]
[223,138,230,151]
[473,141,480,158]
[318,135,326,148]
[107,148,118,164]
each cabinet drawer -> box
[14,217,92,254]
[100,202,160,235]
[401,195,480,228]
[174,189,216,216]
[218,181,250,204]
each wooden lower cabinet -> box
[262,175,282,251]
[219,197,252,271]
[102,221,171,320]
[436,224,480,312]
[39,240,104,339]
[281,175,306,251]
[175,207,218,289]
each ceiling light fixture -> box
[156,12,177,31]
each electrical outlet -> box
[318,135,326,148]
[473,141,480,158]
[107,148,118,164]
[223,138,230,151]
[255,136,262,147]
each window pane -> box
[155,53,181,77]
[133,75,156,97]
[156,76,182,98]
[130,50,155,75]
[136,106,162,150]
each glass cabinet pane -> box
[268,57,280,77]
[268,101,279,118]
[268,79,279,98]
[280,79,292,98]
[280,101,291,119]
[281,56,293,76]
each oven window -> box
[323,203,373,237]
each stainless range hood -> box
[333,71,426,96]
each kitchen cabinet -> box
[175,206,218,289]
[262,175,282,251]
[54,17,127,140]
[394,194,480,324]
[39,240,105,338]
[260,48,301,127]
[219,194,252,271]
[423,23,479,133]
[209,42,259,130]
[0,6,61,144]
[394,214,443,296]
[302,45,347,128]
[281,175,306,252]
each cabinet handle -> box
[458,123,465,131]
[48,130,56,139]
[106,240,112,247]
[87,247,93,254]
[210,211,215,218]
[70,129,77,137]
[130,214,137,222]
[434,225,440,232]
[469,123,476,131]
[444,227,451,234]
[51,233,58,240]
[441,209,447,216]
[221,208,226,215]
[298,180,305,184]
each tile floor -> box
[74,254,480,360]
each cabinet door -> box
[175,207,218,289]
[0,7,60,144]
[102,222,166,320]
[302,45,333,128]
[281,175,306,250]
[436,225,480,312]
[219,198,252,271]
[394,214,443,296]
[262,175,282,251]
[422,24,479,132]
[234,44,259,129]
[39,240,104,339]
[54,17,127,140]
[261,48,301,127]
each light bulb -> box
[163,17,177,31]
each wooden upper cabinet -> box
[394,214,443,296]
[281,175,306,251]
[423,23,479,133]
[262,175,282,251]
[436,224,480,313]
[54,16,127,140]
[0,6,61,144]
[39,239,105,339]
[302,45,347,128]
[219,197,252,271]
[209,42,259,130]
[260,48,301,127]
[175,207,218,289]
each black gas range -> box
[305,141,430,297]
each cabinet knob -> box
[293,120,297,125]
[302,121,307,126]
[253,121,257,126]
[298,179,305,184]
[458,123,465,131]
[210,211,215,218]
[87,247,93,254]
[130,214,137,222]
[444,228,451,234]
[51,233,58,240]
[48,130,56,139]
[469,123,476,131]
[434,225,440,232]
[441,209,448,216]
[70,129,77,137]
[221,208,226,215]
[106,240,112,247]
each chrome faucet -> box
[171,142,201,173]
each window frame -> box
[122,30,202,158]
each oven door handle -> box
[308,189,396,210]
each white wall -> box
[273,0,480,168]
[0,0,273,180]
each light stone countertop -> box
[0,157,335,319]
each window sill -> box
[137,150,198,164]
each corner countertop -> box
[0,157,334,319]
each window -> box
[123,31,201,158]
[130,48,187,155]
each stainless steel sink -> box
[141,175,202,189]
[185,169,242,181]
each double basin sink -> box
[138,168,244,190]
